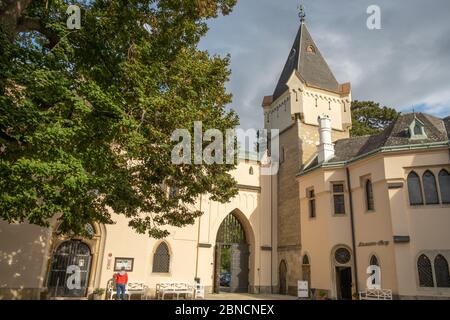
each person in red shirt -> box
[113,267,128,300]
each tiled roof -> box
[302,113,450,172]
[272,23,340,101]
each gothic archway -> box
[47,240,92,297]
[214,212,250,293]
[44,222,105,298]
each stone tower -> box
[262,14,352,295]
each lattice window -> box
[408,171,424,206]
[417,254,434,287]
[152,242,170,273]
[423,171,439,204]
[335,248,351,264]
[434,255,450,288]
[439,170,450,204]
[370,255,379,266]
[84,223,95,236]
[366,180,375,211]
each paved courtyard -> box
[205,293,299,300]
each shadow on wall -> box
[0,220,50,299]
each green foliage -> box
[0,0,239,238]
[350,100,399,137]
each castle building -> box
[1,12,449,300]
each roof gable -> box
[272,23,339,101]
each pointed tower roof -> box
[272,22,340,101]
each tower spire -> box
[298,4,306,23]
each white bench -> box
[359,289,393,300]
[107,280,148,300]
[156,282,195,300]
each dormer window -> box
[409,116,427,140]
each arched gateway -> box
[214,212,250,293]
[47,240,92,297]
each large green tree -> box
[350,100,399,137]
[0,0,239,238]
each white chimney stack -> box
[317,115,335,163]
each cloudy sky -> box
[199,0,450,130]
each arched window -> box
[417,254,434,287]
[434,255,450,288]
[407,171,423,206]
[370,255,379,267]
[423,171,439,204]
[249,167,254,175]
[439,170,450,204]
[366,180,375,211]
[152,242,170,273]
[302,255,311,286]
[84,223,96,236]
[302,255,310,265]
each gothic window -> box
[333,183,345,215]
[308,189,316,218]
[152,242,170,273]
[417,254,434,287]
[302,255,311,284]
[84,223,95,236]
[408,171,423,206]
[249,167,254,175]
[439,169,450,204]
[434,255,450,288]
[370,255,379,267]
[423,171,439,205]
[302,255,310,265]
[366,179,375,211]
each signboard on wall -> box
[298,281,309,298]
[114,257,134,272]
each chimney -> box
[317,115,335,163]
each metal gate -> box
[47,240,92,297]
[215,213,249,293]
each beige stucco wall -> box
[0,222,52,299]
[382,149,450,299]
[298,147,450,299]
[0,159,275,299]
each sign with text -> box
[114,257,134,272]
[297,281,309,298]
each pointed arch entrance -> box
[45,222,105,298]
[214,211,250,293]
[47,240,92,297]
